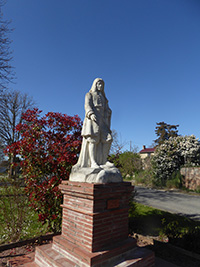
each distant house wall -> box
[139,145,155,169]
[180,167,200,191]
[139,145,155,159]
[140,152,154,159]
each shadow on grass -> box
[128,202,200,237]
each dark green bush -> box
[161,218,200,254]
[166,170,183,189]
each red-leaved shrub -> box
[7,109,82,232]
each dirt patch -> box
[132,233,168,247]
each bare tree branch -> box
[0,0,15,92]
[110,129,126,155]
[0,89,35,146]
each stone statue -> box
[69,78,122,183]
[77,78,112,168]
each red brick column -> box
[59,181,133,252]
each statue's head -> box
[90,78,105,94]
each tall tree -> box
[0,89,35,177]
[154,121,179,146]
[0,1,14,92]
[0,89,35,147]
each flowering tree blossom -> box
[6,109,82,232]
[152,135,200,186]
[178,135,200,165]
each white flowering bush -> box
[152,135,200,186]
[179,135,200,165]
[152,138,181,186]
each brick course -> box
[60,181,132,252]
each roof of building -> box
[139,147,155,154]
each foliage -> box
[161,219,181,239]
[134,154,154,186]
[108,152,122,169]
[0,177,27,242]
[110,151,142,178]
[0,176,48,243]
[120,151,142,177]
[6,109,82,232]
[129,202,200,239]
[178,135,200,165]
[195,186,200,194]
[135,169,154,187]
[152,135,200,186]
[166,170,182,189]
[161,219,200,254]
[154,121,179,146]
[152,137,181,186]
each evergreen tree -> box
[154,121,179,146]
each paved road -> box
[135,186,200,221]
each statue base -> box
[8,181,155,267]
[69,164,123,183]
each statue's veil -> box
[89,78,106,98]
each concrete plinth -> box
[8,181,155,267]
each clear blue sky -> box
[3,0,200,151]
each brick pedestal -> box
[8,181,155,267]
[59,181,133,252]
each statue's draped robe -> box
[75,91,112,168]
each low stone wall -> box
[180,167,200,191]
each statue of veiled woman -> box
[75,78,113,168]
[70,78,122,183]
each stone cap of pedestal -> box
[59,180,134,199]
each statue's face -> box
[96,80,104,92]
